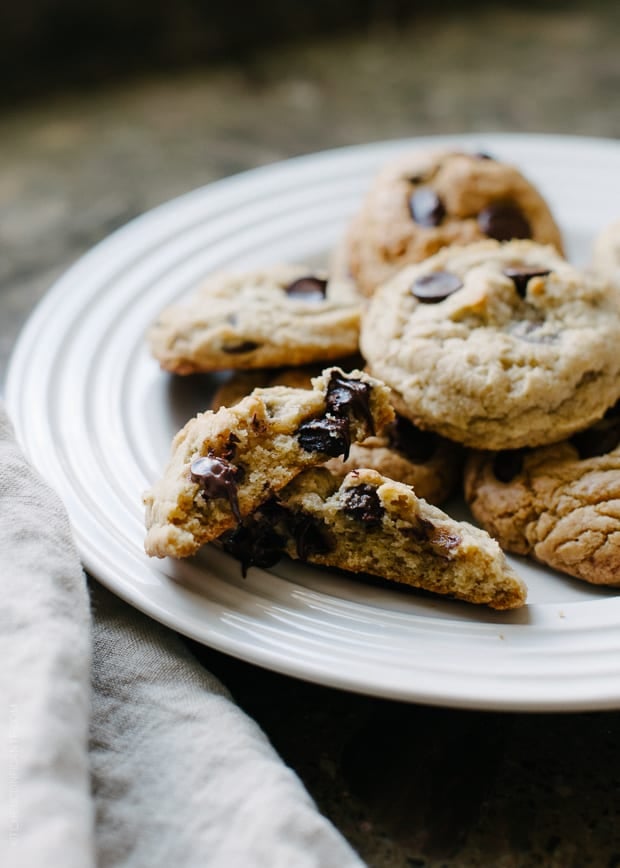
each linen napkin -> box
[0,403,93,867]
[0,401,365,868]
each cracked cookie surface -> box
[361,239,620,450]
[148,264,362,374]
[464,404,620,586]
[144,367,394,557]
[343,149,563,296]
[222,467,527,609]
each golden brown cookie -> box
[144,368,394,557]
[210,366,462,505]
[221,467,527,610]
[148,265,362,374]
[344,148,564,296]
[464,404,620,586]
[361,240,620,450]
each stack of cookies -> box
[144,148,620,607]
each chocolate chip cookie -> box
[211,366,462,505]
[361,239,620,450]
[210,363,362,410]
[221,467,527,610]
[148,265,362,374]
[464,403,620,586]
[343,148,564,296]
[144,368,394,557]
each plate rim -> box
[6,131,620,712]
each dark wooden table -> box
[2,6,620,865]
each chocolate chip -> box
[223,529,283,575]
[474,151,494,160]
[405,516,436,543]
[221,432,240,461]
[427,526,462,556]
[409,186,446,227]
[570,416,620,459]
[509,320,558,344]
[284,276,328,301]
[503,267,551,298]
[297,372,375,459]
[342,484,384,527]
[492,450,524,483]
[477,202,532,241]
[297,415,352,459]
[220,512,285,576]
[412,271,463,303]
[290,515,333,560]
[605,400,620,419]
[250,413,266,433]
[406,517,461,556]
[221,340,260,354]
[326,371,374,434]
[190,454,241,521]
[388,415,438,462]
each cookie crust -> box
[224,467,527,610]
[148,265,362,374]
[144,368,394,557]
[211,366,462,505]
[465,428,620,586]
[345,149,564,296]
[361,240,620,450]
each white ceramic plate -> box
[7,133,620,711]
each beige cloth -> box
[0,403,365,868]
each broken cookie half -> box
[221,467,527,611]
[144,368,394,558]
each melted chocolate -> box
[290,514,334,560]
[325,371,374,433]
[190,454,242,521]
[503,267,551,298]
[342,484,384,527]
[297,415,352,459]
[220,519,284,576]
[297,372,374,461]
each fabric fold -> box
[0,404,94,868]
[1,401,364,868]
[90,581,364,868]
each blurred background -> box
[2,0,620,373]
[2,3,620,866]
[2,0,619,109]
[2,0,620,346]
